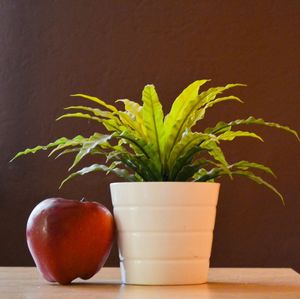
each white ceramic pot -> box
[110,182,220,285]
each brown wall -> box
[1,0,300,271]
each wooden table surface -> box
[0,267,300,299]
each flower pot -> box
[110,182,220,285]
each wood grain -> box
[0,267,299,299]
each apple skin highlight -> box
[26,198,115,285]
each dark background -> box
[1,0,299,271]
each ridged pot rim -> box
[110,182,220,206]
[110,181,220,186]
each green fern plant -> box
[11,80,299,204]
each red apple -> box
[26,197,115,285]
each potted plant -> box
[12,80,299,285]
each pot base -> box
[120,259,209,285]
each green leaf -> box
[116,99,143,122]
[102,118,125,132]
[48,135,86,157]
[117,153,157,181]
[54,148,81,159]
[175,159,207,181]
[169,146,204,180]
[208,95,243,106]
[201,140,228,168]
[231,170,284,205]
[60,163,136,188]
[230,117,299,140]
[186,94,244,129]
[168,132,217,170]
[199,84,246,107]
[204,121,232,134]
[56,112,104,123]
[193,168,220,182]
[64,106,115,119]
[217,130,264,142]
[175,164,199,181]
[230,160,276,177]
[10,137,70,161]
[116,111,145,137]
[118,131,150,158]
[104,133,162,181]
[141,84,164,169]
[69,133,112,170]
[163,80,209,160]
[164,80,209,128]
[117,99,146,137]
[208,116,299,140]
[57,111,129,135]
[163,82,245,161]
[105,148,128,162]
[70,94,118,112]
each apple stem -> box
[81,197,86,202]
